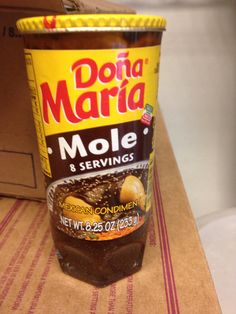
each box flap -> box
[0,0,135,14]
[0,0,65,13]
[64,0,136,13]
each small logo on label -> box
[141,104,153,126]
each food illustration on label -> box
[49,167,148,241]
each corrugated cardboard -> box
[0,5,57,201]
[0,111,221,313]
[0,0,135,200]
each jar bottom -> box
[50,219,149,287]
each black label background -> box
[46,120,154,182]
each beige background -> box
[118,1,236,313]
[120,0,236,219]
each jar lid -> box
[16,14,166,33]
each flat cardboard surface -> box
[0,111,221,313]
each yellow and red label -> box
[25,46,160,241]
[25,46,159,133]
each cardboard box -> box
[0,1,65,200]
[0,0,134,200]
[0,111,221,313]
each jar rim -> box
[16,14,167,34]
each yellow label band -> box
[25,46,160,136]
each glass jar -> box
[17,14,166,287]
